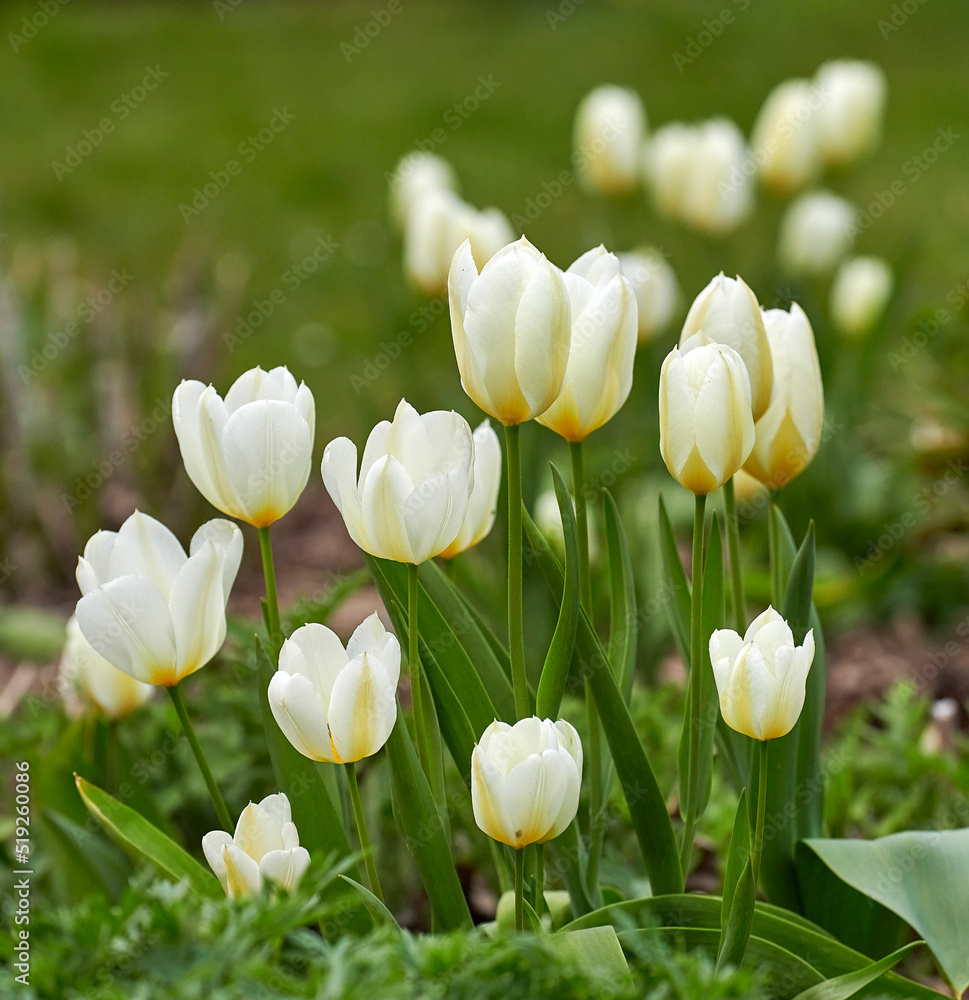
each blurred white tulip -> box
[829,255,893,337]
[750,79,824,194]
[388,151,458,232]
[617,248,679,343]
[814,60,887,167]
[778,190,857,277]
[573,85,647,195]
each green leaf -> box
[781,520,816,642]
[721,788,751,932]
[769,502,798,606]
[657,493,692,665]
[338,874,400,929]
[41,808,131,903]
[554,926,633,993]
[524,507,683,896]
[716,856,755,971]
[792,942,924,1000]
[536,464,580,719]
[75,774,222,899]
[604,490,638,700]
[384,709,473,931]
[803,831,969,994]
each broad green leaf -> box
[536,464,580,719]
[41,808,131,903]
[338,874,399,928]
[716,856,755,971]
[75,774,221,899]
[792,942,924,1000]
[769,502,798,606]
[384,708,473,931]
[803,831,969,994]
[604,490,638,700]
[657,493,691,665]
[524,508,683,897]
[722,788,751,932]
[555,926,633,992]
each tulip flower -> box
[617,248,679,343]
[321,399,475,565]
[829,256,893,338]
[814,60,887,167]
[388,150,458,232]
[172,366,315,529]
[778,191,856,277]
[448,236,572,426]
[710,606,815,742]
[75,511,243,687]
[659,344,755,496]
[471,717,582,849]
[744,304,824,488]
[59,615,153,719]
[750,79,824,194]
[537,246,637,442]
[573,85,647,195]
[679,273,773,421]
[268,614,401,764]
[202,793,310,899]
[404,188,515,296]
[439,419,502,559]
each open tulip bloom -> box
[203,793,310,899]
[438,419,502,560]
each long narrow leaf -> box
[716,857,755,971]
[604,490,638,700]
[658,493,692,665]
[721,788,750,933]
[792,942,924,1000]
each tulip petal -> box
[321,437,368,550]
[167,542,228,681]
[346,613,401,687]
[260,846,310,892]
[77,530,118,592]
[173,380,233,516]
[268,670,335,762]
[201,830,233,889]
[471,743,517,846]
[234,801,285,859]
[327,652,398,762]
[280,623,350,709]
[542,746,582,841]
[190,519,244,602]
[505,749,570,846]
[255,793,293,832]
[223,843,263,898]
[109,511,187,601]
[361,454,418,563]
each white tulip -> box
[573,85,647,195]
[202,793,310,898]
[172,366,315,528]
[829,256,893,337]
[644,122,696,221]
[322,399,474,564]
[750,79,824,194]
[814,60,887,167]
[269,615,400,763]
[778,191,857,277]
[439,420,502,559]
[59,616,153,719]
[710,606,815,741]
[659,344,755,496]
[388,150,458,232]
[537,246,637,441]
[448,237,572,425]
[744,304,824,488]
[617,248,680,343]
[75,511,242,686]
[471,717,582,849]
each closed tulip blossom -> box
[172,366,315,528]
[439,420,502,559]
[679,273,773,421]
[710,607,815,741]
[744,304,824,488]
[321,399,474,564]
[573,85,647,195]
[448,236,572,426]
[814,60,887,167]
[829,256,894,337]
[537,246,637,441]
[59,615,153,719]
[659,344,755,496]
[778,191,857,277]
[75,511,243,687]
[750,79,824,194]
[388,150,458,232]
[202,793,310,899]
[617,248,679,343]
[471,717,582,849]
[269,614,400,763]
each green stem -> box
[258,526,283,663]
[724,477,747,634]
[515,847,525,933]
[535,843,545,921]
[168,682,232,830]
[752,740,769,888]
[407,562,430,774]
[345,763,384,902]
[505,423,529,719]
[569,440,593,612]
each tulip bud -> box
[172,366,316,528]
[743,304,824,488]
[321,399,475,564]
[778,191,857,277]
[829,256,893,338]
[448,237,572,425]
[202,793,310,898]
[439,420,502,559]
[75,512,243,686]
[269,614,400,764]
[750,79,824,194]
[679,273,773,421]
[617,248,679,343]
[388,150,458,232]
[710,606,815,741]
[573,85,647,195]
[534,489,600,566]
[644,122,696,221]
[814,60,887,167]
[59,616,153,719]
[658,344,755,496]
[471,717,582,849]
[537,246,637,441]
